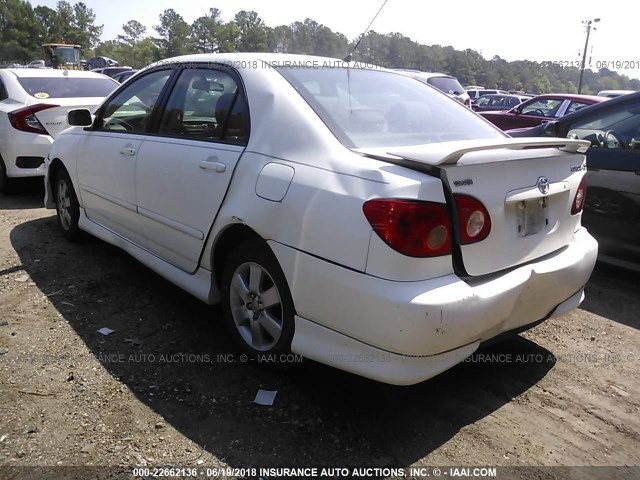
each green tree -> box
[234,10,268,52]
[153,8,190,58]
[72,2,102,48]
[191,8,223,53]
[34,5,60,43]
[0,0,40,62]
[118,20,147,66]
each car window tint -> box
[0,80,7,101]
[158,68,248,145]
[277,67,505,148]
[98,69,172,134]
[488,96,504,107]
[427,76,464,94]
[568,103,640,149]
[565,101,591,115]
[16,77,117,98]
[521,98,563,117]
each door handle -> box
[199,161,226,173]
[119,147,136,156]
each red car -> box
[479,93,607,130]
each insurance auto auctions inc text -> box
[254,466,496,478]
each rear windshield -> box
[276,66,504,148]
[427,76,465,95]
[17,77,117,99]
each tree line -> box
[1,0,639,94]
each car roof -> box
[2,68,112,79]
[150,52,349,66]
[482,93,526,99]
[395,69,453,79]
[532,93,604,102]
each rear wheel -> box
[55,168,81,241]
[221,240,296,364]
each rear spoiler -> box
[355,138,591,166]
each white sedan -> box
[0,68,118,191]
[44,53,598,385]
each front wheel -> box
[55,169,81,241]
[221,240,296,362]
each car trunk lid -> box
[31,98,103,138]
[356,138,591,276]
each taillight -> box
[363,199,451,257]
[454,194,491,244]
[464,98,471,108]
[8,104,59,134]
[571,175,588,215]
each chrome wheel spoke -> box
[231,272,250,303]
[249,264,263,293]
[260,285,280,309]
[258,311,282,339]
[231,305,250,325]
[250,319,267,348]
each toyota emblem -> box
[537,176,550,195]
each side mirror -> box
[543,121,559,137]
[68,109,93,127]
[630,138,640,150]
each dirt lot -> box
[1,181,639,480]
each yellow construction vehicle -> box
[42,43,82,69]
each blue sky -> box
[31,0,640,81]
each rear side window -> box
[17,77,118,99]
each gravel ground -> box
[1,181,639,480]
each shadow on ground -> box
[582,263,640,330]
[0,178,45,210]
[11,214,556,467]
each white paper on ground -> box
[254,389,277,406]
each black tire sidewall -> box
[54,169,81,240]
[221,240,295,358]
[0,156,9,193]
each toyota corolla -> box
[44,54,598,385]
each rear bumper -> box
[271,227,597,384]
[294,288,581,386]
[2,131,51,178]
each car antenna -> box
[343,0,389,62]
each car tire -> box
[0,156,12,193]
[54,168,81,241]
[221,240,296,365]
